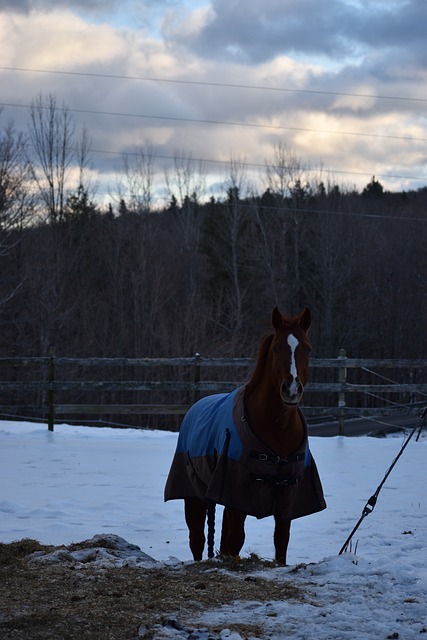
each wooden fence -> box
[0,352,426,433]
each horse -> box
[164,307,326,564]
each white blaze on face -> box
[287,333,299,396]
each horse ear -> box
[299,307,312,332]
[272,306,283,330]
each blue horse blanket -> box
[164,387,326,519]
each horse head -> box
[271,306,312,406]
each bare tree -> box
[163,150,208,351]
[223,157,249,334]
[164,149,206,251]
[24,94,97,353]
[165,150,206,205]
[0,114,35,309]
[0,115,33,246]
[251,195,282,306]
[27,93,76,223]
[200,156,255,350]
[76,125,97,203]
[117,142,156,214]
[265,141,304,198]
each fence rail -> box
[0,353,426,434]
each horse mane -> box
[245,332,274,397]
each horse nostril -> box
[281,379,301,398]
[281,380,291,395]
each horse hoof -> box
[218,552,241,564]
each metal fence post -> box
[48,347,56,432]
[338,348,347,435]
[193,352,201,405]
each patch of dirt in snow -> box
[0,535,305,640]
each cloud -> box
[165,0,426,68]
[0,0,117,11]
[0,0,425,198]
[0,0,30,10]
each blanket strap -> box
[249,450,304,487]
[250,473,301,486]
[249,451,305,464]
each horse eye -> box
[272,344,281,353]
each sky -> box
[0,419,426,638]
[0,0,426,204]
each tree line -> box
[0,94,426,369]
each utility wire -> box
[1,66,426,104]
[1,101,424,143]
[33,143,422,183]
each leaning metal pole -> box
[339,407,427,555]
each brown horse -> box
[164,307,326,564]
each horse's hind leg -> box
[274,516,291,564]
[184,497,207,561]
[220,507,246,558]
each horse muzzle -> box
[280,379,304,405]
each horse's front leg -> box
[184,497,207,561]
[220,507,247,558]
[274,516,291,564]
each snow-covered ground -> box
[1,419,426,639]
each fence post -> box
[193,352,201,405]
[338,348,347,435]
[48,347,56,432]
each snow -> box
[1,418,426,639]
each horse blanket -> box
[164,387,326,519]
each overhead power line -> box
[92,147,424,183]
[1,66,426,104]
[18,137,423,183]
[1,101,425,144]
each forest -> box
[0,96,426,365]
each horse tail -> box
[207,500,216,559]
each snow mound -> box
[29,533,156,568]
